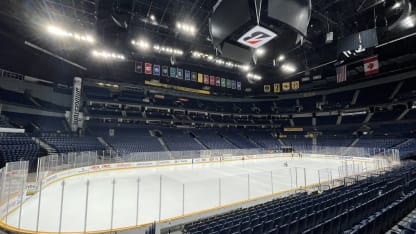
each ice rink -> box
[5,155,376,233]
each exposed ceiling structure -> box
[0,0,415,95]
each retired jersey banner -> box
[282,82,291,91]
[144,63,152,74]
[134,61,142,73]
[264,84,271,93]
[216,77,221,86]
[162,66,169,77]
[170,67,177,78]
[232,80,236,89]
[191,72,197,82]
[177,68,183,79]
[210,76,216,86]
[221,78,226,87]
[237,81,241,90]
[291,81,300,90]
[153,64,160,76]
[227,79,232,88]
[274,83,280,93]
[185,70,191,81]
[204,74,209,84]
[198,73,203,83]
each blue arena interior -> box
[1,0,416,233]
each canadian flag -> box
[364,56,379,76]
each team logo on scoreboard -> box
[237,25,277,48]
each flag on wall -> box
[153,64,160,76]
[198,73,203,83]
[145,63,152,74]
[336,64,347,83]
[191,72,197,82]
[162,66,169,77]
[216,77,221,86]
[264,85,271,93]
[170,67,177,78]
[204,74,209,84]
[282,82,291,91]
[291,81,299,90]
[134,61,142,73]
[177,68,183,79]
[210,76,216,86]
[237,81,241,90]
[274,83,280,93]
[364,55,379,76]
[221,78,226,87]
[185,70,191,81]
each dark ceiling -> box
[0,0,416,95]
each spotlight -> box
[150,14,156,21]
[392,2,402,9]
[255,48,266,56]
[278,55,285,62]
[240,64,251,72]
[46,25,95,44]
[176,21,196,36]
[402,16,415,28]
[281,63,297,73]
[247,73,262,81]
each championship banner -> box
[291,81,300,90]
[210,76,216,86]
[204,74,209,84]
[134,61,142,73]
[191,72,197,82]
[153,64,160,76]
[282,82,291,91]
[231,80,236,89]
[274,83,280,93]
[237,81,241,90]
[185,70,191,81]
[227,79,232,88]
[144,63,152,74]
[162,66,169,77]
[170,67,177,78]
[216,77,221,86]
[264,84,271,93]
[198,73,203,83]
[221,78,226,87]
[177,68,183,79]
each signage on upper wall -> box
[237,25,277,48]
[135,61,242,92]
[264,80,300,93]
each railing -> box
[0,147,400,233]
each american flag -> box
[336,64,347,83]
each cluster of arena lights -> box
[280,63,297,74]
[176,21,196,35]
[131,40,183,56]
[247,73,262,81]
[46,25,95,44]
[191,51,250,71]
[91,50,125,61]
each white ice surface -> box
[5,156,374,232]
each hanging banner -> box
[237,81,242,90]
[282,82,291,91]
[274,83,280,93]
[191,72,197,82]
[153,64,160,76]
[291,81,300,90]
[177,68,183,79]
[221,78,226,87]
[227,79,232,88]
[232,80,236,89]
[162,66,169,77]
[144,63,152,74]
[204,74,210,84]
[216,77,221,86]
[134,61,142,73]
[170,67,177,78]
[198,73,203,83]
[264,84,271,93]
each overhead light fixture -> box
[247,73,262,81]
[46,25,95,44]
[131,39,150,50]
[281,63,297,73]
[278,54,285,62]
[255,48,266,56]
[239,64,251,72]
[150,14,156,21]
[91,50,125,61]
[154,44,183,56]
[402,15,415,28]
[392,2,402,9]
[176,21,196,36]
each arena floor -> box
[5,155,376,233]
